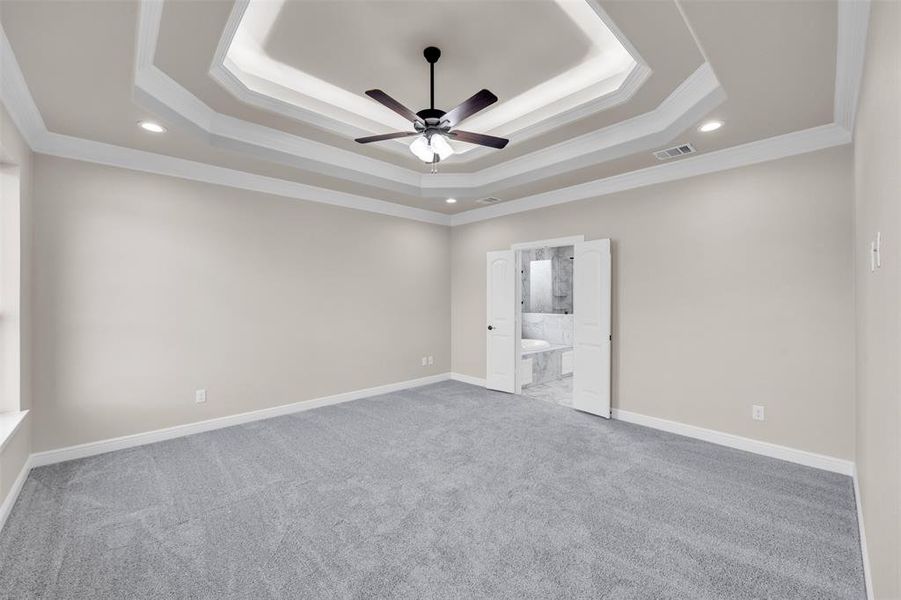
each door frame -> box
[508,235,585,394]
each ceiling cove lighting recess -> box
[139,121,166,133]
[698,120,723,133]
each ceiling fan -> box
[355,46,509,166]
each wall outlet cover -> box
[195,389,207,403]
[752,405,765,421]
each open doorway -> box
[485,236,611,417]
[518,245,575,407]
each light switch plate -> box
[876,232,882,268]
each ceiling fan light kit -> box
[355,46,509,168]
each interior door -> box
[485,250,516,393]
[572,239,612,417]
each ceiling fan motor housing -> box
[416,108,446,122]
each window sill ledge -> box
[0,410,28,452]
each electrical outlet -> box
[421,357,427,367]
[195,389,207,404]
[752,405,765,421]
[428,355,434,366]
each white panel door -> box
[485,250,517,393]
[572,239,612,417]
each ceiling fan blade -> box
[442,89,498,128]
[364,90,422,123]
[355,131,418,144]
[450,130,509,149]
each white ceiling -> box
[222,0,639,156]
[0,0,870,224]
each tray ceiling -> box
[0,0,856,222]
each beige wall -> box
[0,103,33,504]
[452,147,855,459]
[12,118,863,474]
[31,155,451,451]
[853,1,901,597]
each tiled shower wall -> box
[520,246,573,313]
[522,313,573,346]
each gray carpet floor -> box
[0,381,865,599]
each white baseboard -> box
[30,373,451,468]
[612,409,854,476]
[446,374,854,475]
[5,374,873,589]
[449,372,487,387]
[0,455,32,533]
[852,466,875,600]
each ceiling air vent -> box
[653,143,696,161]
[476,197,503,205]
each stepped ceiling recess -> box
[0,0,869,223]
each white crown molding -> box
[210,59,370,144]
[465,62,649,164]
[32,130,451,225]
[423,62,724,196]
[1,1,868,227]
[208,0,398,149]
[0,22,44,148]
[450,123,852,225]
[134,65,424,196]
[1,25,450,224]
[211,57,652,166]
[139,56,720,200]
[135,0,723,199]
[209,0,653,164]
[0,38,849,231]
[1,26,401,225]
[133,1,423,196]
[834,0,871,132]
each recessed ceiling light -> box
[139,121,166,133]
[446,198,457,204]
[698,120,723,133]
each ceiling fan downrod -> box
[425,46,440,111]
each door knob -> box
[487,325,494,331]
